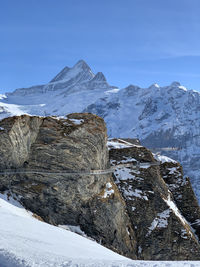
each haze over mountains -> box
[0,60,200,200]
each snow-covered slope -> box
[0,192,132,266]
[1,193,200,267]
[0,60,199,201]
[1,60,116,117]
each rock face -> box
[108,139,200,260]
[159,161,200,237]
[1,114,200,260]
[0,114,136,259]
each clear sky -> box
[0,0,200,93]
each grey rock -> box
[109,141,200,260]
[0,114,136,259]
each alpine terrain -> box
[1,114,200,264]
[0,60,199,201]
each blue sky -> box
[0,0,200,93]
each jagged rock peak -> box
[125,84,140,90]
[73,59,91,70]
[92,72,107,82]
[123,84,140,96]
[148,83,160,89]
[170,81,181,87]
[50,60,94,83]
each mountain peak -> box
[123,84,140,96]
[170,81,181,87]
[92,72,107,82]
[125,84,140,90]
[149,83,160,89]
[168,82,187,91]
[50,60,94,83]
[74,59,90,69]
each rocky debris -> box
[109,139,200,260]
[0,114,136,259]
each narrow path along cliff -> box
[0,113,200,263]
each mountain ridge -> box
[0,60,200,202]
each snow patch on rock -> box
[146,209,171,237]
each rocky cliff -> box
[0,113,136,259]
[109,139,200,260]
[0,114,200,260]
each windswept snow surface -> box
[1,194,200,266]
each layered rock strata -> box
[0,114,136,259]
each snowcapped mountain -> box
[85,81,200,200]
[0,60,117,118]
[0,60,200,200]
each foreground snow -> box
[1,193,200,266]
[0,193,131,266]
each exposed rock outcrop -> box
[0,114,136,259]
[160,161,200,237]
[0,115,200,260]
[109,139,200,260]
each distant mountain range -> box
[0,60,200,200]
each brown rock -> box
[0,114,137,259]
